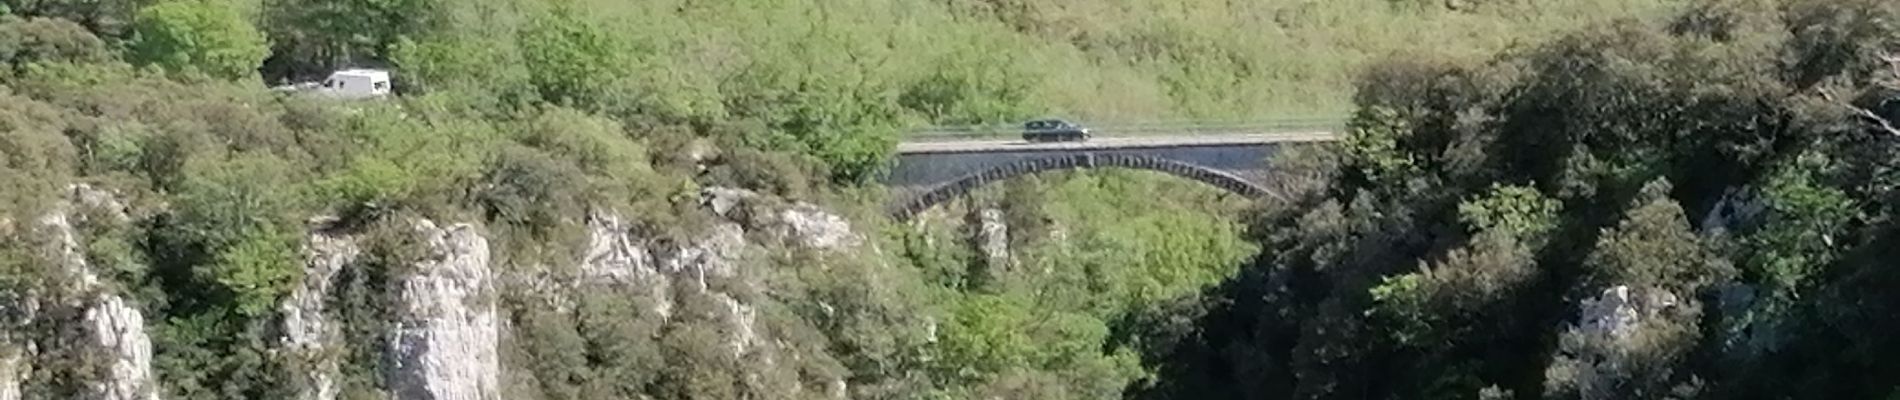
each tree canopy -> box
[128,0,268,80]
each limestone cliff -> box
[23,185,160,400]
[576,213,671,318]
[975,208,1009,267]
[0,350,17,400]
[282,219,359,400]
[80,296,157,400]
[278,186,862,399]
[549,187,859,397]
[389,220,499,400]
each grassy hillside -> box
[395,0,1684,122]
[361,0,1686,182]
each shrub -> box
[0,16,111,68]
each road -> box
[896,131,1337,154]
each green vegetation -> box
[0,0,1289,395]
[1135,1,1900,398]
[6,0,1900,398]
[902,170,1258,398]
[128,0,268,80]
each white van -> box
[317,69,392,99]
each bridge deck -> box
[897,131,1337,154]
[884,130,1340,219]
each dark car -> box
[1021,119,1091,142]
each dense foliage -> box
[899,170,1258,398]
[1135,0,1900,398]
[0,0,1344,397]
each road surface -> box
[897,131,1337,154]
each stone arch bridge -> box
[882,133,1335,219]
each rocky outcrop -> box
[1575,285,1680,342]
[0,349,20,400]
[703,187,755,218]
[1546,285,1694,400]
[778,204,860,250]
[661,222,747,291]
[0,218,26,400]
[975,208,1009,266]
[82,296,156,400]
[641,217,768,362]
[390,220,498,400]
[573,188,858,397]
[38,185,159,400]
[713,294,761,357]
[284,186,860,399]
[283,220,359,400]
[701,187,860,250]
[579,213,670,318]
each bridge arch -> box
[891,153,1272,219]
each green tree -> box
[169,152,305,315]
[518,9,625,108]
[934,294,1034,381]
[1370,185,1558,347]
[260,0,440,76]
[128,0,268,80]
[1583,180,1734,295]
[897,37,1039,125]
[1544,180,1732,400]
[0,89,74,215]
[4,0,143,38]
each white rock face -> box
[1548,285,1688,400]
[579,214,653,281]
[699,186,860,250]
[702,187,756,218]
[71,184,130,223]
[714,294,760,357]
[284,225,359,400]
[42,213,100,290]
[39,185,159,400]
[976,208,1009,266]
[661,223,747,291]
[390,220,498,400]
[580,214,671,318]
[83,296,157,400]
[1577,285,1679,341]
[382,191,856,399]
[778,204,860,250]
[0,349,20,400]
[579,201,842,390]
[1,223,31,400]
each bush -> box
[0,89,75,215]
[0,16,111,69]
[518,8,626,109]
[475,144,588,263]
[704,147,821,201]
[168,152,306,316]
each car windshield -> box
[1027,120,1068,129]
